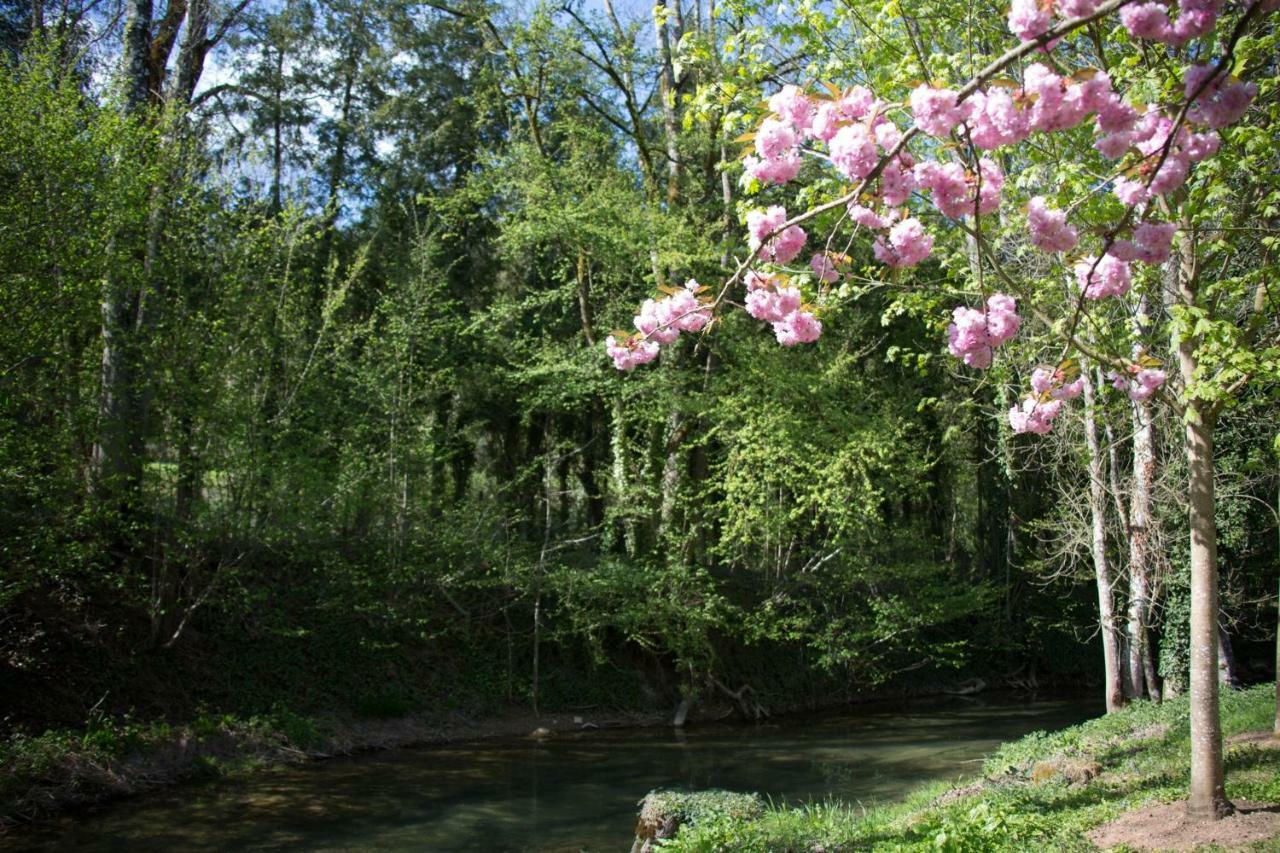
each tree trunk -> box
[653,0,681,206]
[93,0,153,502]
[1176,221,1230,818]
[1082,362,1126,713]
[1128,393,1158,701]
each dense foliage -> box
[0,0,1275,745]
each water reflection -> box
[1,693,1100,852]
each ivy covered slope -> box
[663,686,1280,851]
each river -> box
[2,692,1100,852]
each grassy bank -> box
[657,685,1280,851]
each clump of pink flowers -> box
[744,271,823,346]
[606,279,713,370]
[1009,396,1063,434]
[947,293,1021,369]
[747,206,808,264]
[873,217,934,267]
[1026,196,1078,253]
[1075,255,1132,299]
[1110,365,1167,401]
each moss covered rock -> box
[631,789,765,852]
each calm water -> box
[2,693,1100,852]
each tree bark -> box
[1129,392,1159,701]
[1176,222,1230,819]
[1082,361,1126,713]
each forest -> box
[0,0,1278,845]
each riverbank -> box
[0,668,1081,832]
[650,684,1280,851]
[0,704,667,829]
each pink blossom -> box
[605,334,661,371]
[1095,131,1134,159]
[812,103,841,142]
[1109,366,1167,401]
[1008,0,1051,41]
[1185,65,1257,129]
[966,90,1029,149]
[744,272,802,323]
[829,123,878,180]
[1184,131,1220,160]
[911,85,966,137]
[810,253,841,283]
[634,298,680,344]
[1030,367,1056,394]
[755,118,798,160]
[1172,0,1221,41]
[946,293,1020,368]
[915,159,1002,219]
[1055,378,1085,400]
[879,155,918,206]
[747,208,807,264]
[747,206,787,247]
[1133,221,1177,264]
[873,217,933,267]
[772,225,807,264]
[1024,64,1088,133]
[848,203,892,230]
[1075,255,1132,299]
[666,280,712,332]
[1121,3,1174,41]
[773,310,823,346]
[1095,95,1139,135]
[835,86,876,121]
[1058,0,1100,16]
[1147,152,1190,197]
[1009,396,1063,434]
[974,157,1004,215]
[744,153,803,185]
[1113,177,1149,206]
[769,84,815,134]
[1027,196,1078,253]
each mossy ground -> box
[664,684,1280,852]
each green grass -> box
[665,685,1280,852]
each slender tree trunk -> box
[1082,362,1126,713]
[654,0,681,205]
[1129,393,1158,701]
[1176,223,1230,819]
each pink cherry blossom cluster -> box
[605,280,712,370]
[810,253,841,283]
[1009,397,1064,434]
[744,271,823,346]
[915,157,1004,219]
[1108,113,1226,206]
[1184,65,1259,129]
[914,66,1137,150]
[1009,366,1085,434]
[605,335,659,371]
[872,217,934,267]
[1074,254,1133,299]
[1031,366,1086,400]
[743,84,880,186]
[1109,365,1167,401]
[1110,221,1177,264]
[1120,0,1221,45]
[747,205,808,264]
[947,294,1021,369]
[1026,196,1079,252]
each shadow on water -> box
[1,692,1102,852]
